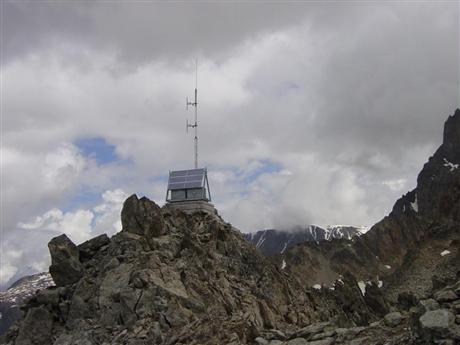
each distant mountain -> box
[0,272,53,335]
[0,266,40,291]
[244,225,368,256]
[279,109,460,299]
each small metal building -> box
[166,168,211,203]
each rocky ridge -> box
[2,196,382,345]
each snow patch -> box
[280,242,288,254]
[281,259,286,270]
[378,280,383,288]
[443,158,459,172]
[440,250,451,256]
[410,194,418,213]
[384,265,391,269]
[255,231,266,248]
[356,226,371,234]
[358,281,366,295]
[313,284,321,290]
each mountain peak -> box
[443,108,460,155]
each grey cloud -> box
[2,1,459,284]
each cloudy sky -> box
[1,1,459,287]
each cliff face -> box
[280,109,460,299]
[3,196,380,345]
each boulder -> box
[121,194,166,239]
[418,309,456,340]
[255,337,269,345]
[384,311,402,327]
[434,290,458,303]
[48,234,83,287]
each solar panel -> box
[167,168,206,190]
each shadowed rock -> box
[48,234,83,287]
[121,194,166,240]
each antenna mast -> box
[186,59,199,169]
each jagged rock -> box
[48,234,83,287]
[78,234,110,261]
[434,290,458,303]
[293,322,332,339]
[309,329,335,340]
[259,329,286,341]
[121,194,166,239]
[14,306,53,345]
[384,311,402,327]
[364,282,390,316]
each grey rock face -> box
[121,194,166,241]
[48,234,83,287]
[14,307,53,345]
[78,234,110,261]
[419,309,456,340]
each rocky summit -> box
[2,110,460,345]
[1,195,382,345]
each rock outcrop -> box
[2,195,384,345]
[48,235,83,287]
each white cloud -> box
[19,208,94,244]
[18,188,127,244]
[382,179,407,192]
[92,189,128,235]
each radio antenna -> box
[186,59,199,169]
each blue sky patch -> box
[75,137,118,165]
[242,159,282,183]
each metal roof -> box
[167,168,206,190]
